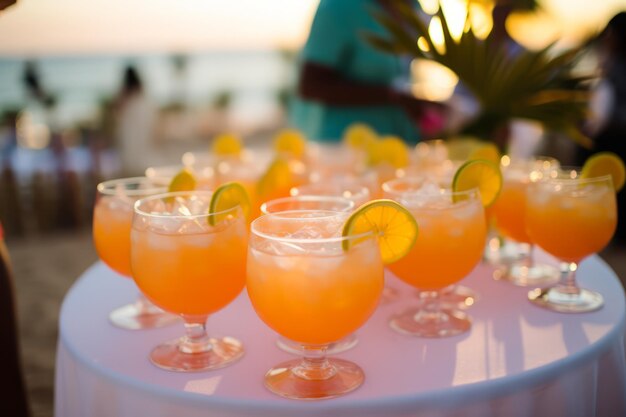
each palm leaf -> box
[365,0,593,149]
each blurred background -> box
[1,0,625,416]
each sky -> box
[0,0,625,55]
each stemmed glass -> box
[384,178,486,337]
[526,172,617,312]
[131,191,248,371]
[491,157,560,286]
[93,177,179,329]
[247,210,383,399]
[260,195,357,355]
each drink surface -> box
[526,182,617,262]
[247,214,384,345]
[388,188,486,289]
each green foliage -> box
[364,0,592,148]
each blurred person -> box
[290,0,445,144]
[580,11,626,243]
[114,65,157,176]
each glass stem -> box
[292,345,335,381]
[179,316,212,354]
[525,244,535,269]
[558,262,581,295]
[415,290,446,323]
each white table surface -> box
[55,254,626,417]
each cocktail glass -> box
[131,191,248,371]
[384,178,486,337]
[526,172,617,312]
[260,195,357,354]
[247,210,383,399]
[491,157,560,286]
[384,177,480,310]
[93,177,179,330]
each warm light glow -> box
[0,0,319,54]
[411,59,459,101]
[440,0,468,41]
[428,16,446,54]
[418,0,440,15]
[468,2,493,39]
[16,112,51,149]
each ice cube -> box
[148,216,185,234]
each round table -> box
[55,254,626,417]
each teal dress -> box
[289,0,420,143]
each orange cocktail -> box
[526,173,617,312]
[131,191,248,371]
[247,211,383,399]
[384,178,486,337]
[93,177,177,330]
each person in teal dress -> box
[290,0,440,143]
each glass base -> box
[494,263,559,287]
[439,285,478,309]
[390,307,471,338]
[150,336,244,372]
[276,334,358,355]
[528,287,604,313]
[109,302,180,330]
[264,358,364,400]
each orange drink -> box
[247,210,383,399]
[291,182,371,208]
[527,177,617,263]
[131,191,248,371]
[247,213,383,344]
[487,157,561,287]
[92,177,177,330]
[93,197,134,277]
[526,174,617,312]
[384,177,486,337]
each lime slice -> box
[343,123,378,150]
[368,135,409,169]
[274,129,306,158]
[581,151,625,192]
[257,159,293,199]
[208,182,251,226]
[452,159,502,207]
[168,169,197,193]
[212,133,242,156]
[468,142,501,165]
[342,199,418,264]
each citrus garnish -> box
[343,123,378,150]
[468,142,501,165]
[208,182,251,226]
[168,168,197,193]
[342,199,418,264]
[581,151,625,192]
[452,159,502,207]
[274,128,306,159]
[212,133,242,156]
[257,159,294,200]
[368,135,409,169]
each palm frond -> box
[366,0,593,148]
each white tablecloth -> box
[55,255,626,417]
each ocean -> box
[0,50,296,129]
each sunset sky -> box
[0,0,624,55]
